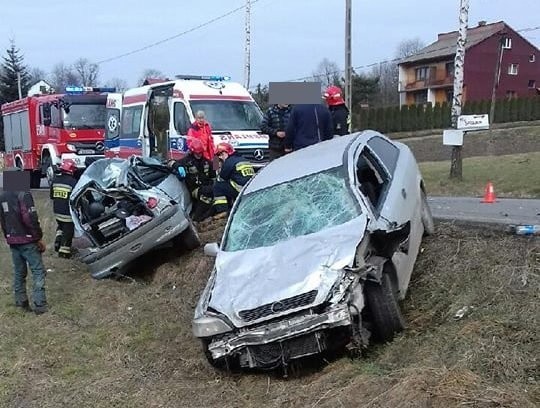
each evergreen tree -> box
[0,41,30,104]
[424,102,434,129]
[408,104,418,131]
[433,102,442,129]
[400,105,410,131]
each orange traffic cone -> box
[481,181,496,203]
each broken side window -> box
[223,166,362,252]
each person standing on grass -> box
[0,169,48,315]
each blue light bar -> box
[65,86,117,94]
[65,86,85,94]
[175,74,230,81]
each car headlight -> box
[66,143,77,152]
[192,315,233,338]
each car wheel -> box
[364,273,405,343]
[421,190,435,236]
[179,223,201,250]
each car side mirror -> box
[204,242,220,257]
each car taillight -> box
[147,197,159,209]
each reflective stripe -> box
[199,195,213,204]
[55,230,63,238]
[59,246,71,254]
[230,179,243,192]
[192,187,199,199]
[236,162,255,177]
[214,197,228,205]
[55,214,73,222]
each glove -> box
[177,167,186,179]
[37,240,46,253]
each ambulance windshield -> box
[63,104,107,130]
[189,100,263,131]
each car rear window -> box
[223,166,361,252]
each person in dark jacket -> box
[260,104,292,160]
[323,85,350,136]
[169,138,216,222]
[0,170,48,314]
[284,104,334,152]
[212,142,255,218]
[50,159,78,258]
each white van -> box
[105,76,269,168]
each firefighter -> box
[212,142,255,218]
[169,138,216,222]
[323,85,351,136]
[50,159,78,259]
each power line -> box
[250,24,540,90]
[96,0,265,65]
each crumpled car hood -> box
[208,214,368,328]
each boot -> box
[16,300,31,312]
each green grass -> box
[419,152,540,198]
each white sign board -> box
[457,114,490,131]
[443,129,464,146]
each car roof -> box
[243,131,376,194]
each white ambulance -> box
[105,75,269,168]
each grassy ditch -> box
[0,192,538,407]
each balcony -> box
[402,75,454,92]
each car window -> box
[367,136,399,175]
[355,146,391,210]
[173,102,190,135]
[120,106,143,139]
[223,167,361,252]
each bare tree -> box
[105,77,129,92]
[311,58,343,89]
[395,37,426,60]
[371,61,399,107]
[137,68,167,86]
[73,58,99,86]
[28,67,47,86]
[48,62,78,92]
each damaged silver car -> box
[71,156,201,279]
[192,130,434,371]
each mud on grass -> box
[0,191,538,407]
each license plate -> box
[78,149,95,154]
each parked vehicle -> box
[192,130,435,372]
[70,156,201,279]
[104,75,270,169]
[1,86,115,187]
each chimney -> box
[478,20,487,27]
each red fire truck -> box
[1,86,114,187]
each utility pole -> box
[17,71,23,99]
[244,0,251,90]
[345,0,352,131]
[449,0,469,180]
[489,33,505,126]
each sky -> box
[1,0,539,91]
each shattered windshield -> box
[223,167,361,252]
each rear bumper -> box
[206,303,352,360]
[77,204,190,279]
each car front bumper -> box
[77,204,190,279]
[207,303,352,361]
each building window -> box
[528,80,536,88]
[413,90,428,105]
[502,37,512,49]
[508,63,519,75]
[445,62,455,77]
[506,90,517,99]
[530,54,536,63]
[415,67,429,81]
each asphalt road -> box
[429,196,540,227]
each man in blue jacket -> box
[284,104,334,152]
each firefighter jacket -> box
[174,153,216,196]
[50,173,78,223]
[187,121,215,162]
[218,153,255,192]
[261,104,292,151]
[329,104,350,136]
[0,191,44,245]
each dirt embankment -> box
[392,123,540,162]
[0,193,538,407]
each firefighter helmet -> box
[187,138,205,156]
[59,159,77,175]
[323,85,346,106]
[215,142,235,156]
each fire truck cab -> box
[1,86,113,187]
[105,75,269,167]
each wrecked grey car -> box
[70,156,201,279]
[192,130,434,371]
